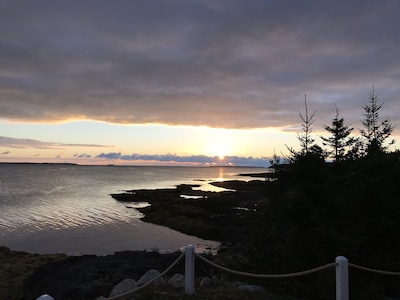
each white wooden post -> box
[336,256,349,300]
[185,245,195,295]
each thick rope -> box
[349,263,400,276]
[106,252,185,300]
[195,253,336,278]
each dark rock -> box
[200,276,213,287]
[167,273,185,289]
[21,251,183,300]
[137,269,166,287]
[108,278,137,297]
[111,180,268,243]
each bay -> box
[0,164,266,255]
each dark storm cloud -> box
[1,0,399,130]
[96,152,269,167]
[0,136,111,149]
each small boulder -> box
[200,276,213,287]
[212,275,220,286]
[109,278,137,297]
[167,273,185,289]
[137,269,166,287]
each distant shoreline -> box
[0,162,78,165]
[0,162,268,168]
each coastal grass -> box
[0,246,67,300]
[134,287,299,300]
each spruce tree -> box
[321,106,355,162]
[297,94,315,155]
[360,88,395,154]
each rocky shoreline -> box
[111,179,268,242]
[1,176,274,300]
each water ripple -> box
[0,165,264,254]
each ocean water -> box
[0,164,266,255]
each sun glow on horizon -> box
[208,142,231,160]
[0,120,306,166]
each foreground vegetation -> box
[0,247,67,299]
[246,152,400,299]
[244,89,400,299]
[133,285,298,300]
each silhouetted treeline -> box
[245,90,399,299]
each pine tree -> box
[360,88,395,154]
[286,95,327,164]
[321,106,355,162]
[297,94,315,155]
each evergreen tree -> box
[297,94,316,155]
[286,94,317,162]
[360,88,395,154]
[321,106,355,162]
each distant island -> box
[0,162,78,165]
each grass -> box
[134,285,300,300]
[0,247,67,300]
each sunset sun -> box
[208,143,230,160]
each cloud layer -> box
[0,136,111,149]
[1,0,399,130]
[96,152,268,167]
[0,135,268,166]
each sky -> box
[1,0,400,166]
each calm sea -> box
[0,164,266,255]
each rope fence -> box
[195,252,336,278]
[36,245,400,300]
[348,263,400,276]
[187,246,400,300]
